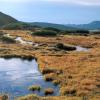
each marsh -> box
[0,58,59,99]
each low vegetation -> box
[0,36,16,43]
[42,68,57,74]
[60,86,77,96]
[32,30,58,37]
[0,31,5,36]
[43,27,61,32]
[0,94,8,100]
[44,74,54,82]
[44,88,54,95]
[28,85,41,91]
[55,43,76,51]
[2,22,33,30]
[52,80,60,86]
[62,29,89,36]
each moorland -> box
[0,12,100,100]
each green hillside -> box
[0,12,17,27]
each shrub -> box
[42,68,57,74]
[32,30,58,37]
[43,27,61,32]
[0,36,16,43]
[0,31,5,36]
[62,29,89,36]
[55,43,76,51]
[28,85,41,91]
[44,88,54,95]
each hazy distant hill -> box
[0,12,17,27]
[29,22,76,30]
[67,21,100,30]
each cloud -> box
[0,0,100,6]
[44,0,100,6]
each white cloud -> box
[0,0,100,6]
[44,0,100,6]
[0,0,30,3]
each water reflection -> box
[76,46,88,52]
[0,58,59,99]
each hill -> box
[29,22,76,30]
[0,12,17,27]
[2,22,34,30]
[67,21,100,30]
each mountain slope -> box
[0,12,18,27]
[68,21,100,30]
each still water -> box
[0,58,59,99]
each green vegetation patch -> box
[43,27,61,32]
[0,36,16,43]
[62,29,89,36]
[2,22,33,30]
[32,30,58,37]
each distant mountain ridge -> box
[0,12,100,30]
[29,22,76,30]
[0,12,18,27]
[67,21,100,30]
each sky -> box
[0,0,100,24]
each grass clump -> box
[60,86,76,96]
[32,30,58,37]
[52,80,60,86]
[44,88,54,95]
[28,85,41,91]
[44,74,54,82]
[0,36,16,43]
[55,43,76,51]
[0,31,5,36]
[42,68,57,74]
[0,94,8,100]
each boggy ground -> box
[0,30,100,100]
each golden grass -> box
[44,88,54,95]
[0,30,100,100]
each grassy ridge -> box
[0,12,17,27]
